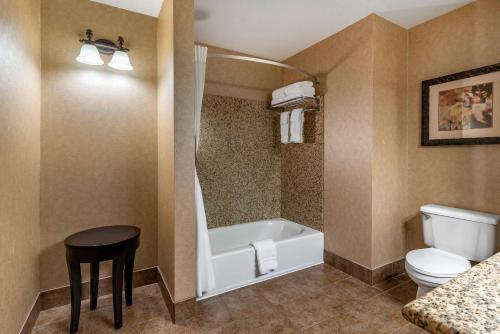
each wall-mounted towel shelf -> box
[270,95,321,111]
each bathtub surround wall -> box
[198,45,325,231]
[280,100,324,231]
[40,0,158,291]
[407,0,500,251]
[197,95,281,228]
[284,15,408,275]
[157,0,197,312]
[0,0,41,333]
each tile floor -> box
[32,264,427,333]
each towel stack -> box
[281,108,304,144]
[272,81,315,106]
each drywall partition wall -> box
[203,45,283,101]
[284,15,408,268]
[371,17,408,268]
[284,16,375,267]
[157,0,196,302]
[40,0,158,291]
[407,0,500,251]
[197,94,281,228]
[0,0,41,332]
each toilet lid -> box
[406,248,471,278]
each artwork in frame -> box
[422,63,500,146]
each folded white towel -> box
[280,111,290,144]
[271,96,287,106]
[250,239,278,275]
[272,81,315,105]
[285,81,313,90]
[289,108,304,143]
[284,86,315,98]
[272,87,286,100]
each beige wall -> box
[203,45,283,101]
[285,15,408,269]
[157,0,196,302]
[40,0,158,291]
[285,17,376,267]
[372,18,408,268]
[407,0,500,250]
[0,0,41,332]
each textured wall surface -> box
[40,0,158,291]
[157,0,196,302]
[371,17,408,268]
[198,94,281,228]
[285,17,375,267]
[0,0,41,332]
[280,109,324,231]
[284,15,409,268]
[407,0,500,251]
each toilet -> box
[406,204,499,298]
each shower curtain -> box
[195,45,216,297]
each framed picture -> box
[422,63,500,146]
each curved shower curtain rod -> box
[204,51,320,84]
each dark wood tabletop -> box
[65,225,140,248]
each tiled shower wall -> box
[197,94,281,228]
[197,93,324,231]
[281,110,324,231]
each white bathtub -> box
[199,218,324,299]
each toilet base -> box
[416,285,433,298]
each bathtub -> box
[200,218,324,299]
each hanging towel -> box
[289,108,304,143]
[250,239,278,275]
[280,111,290,144]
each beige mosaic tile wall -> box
[281,109,324,231]
[197,94,281,228]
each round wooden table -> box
[64,225,140,333]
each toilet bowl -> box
[405,248,470,297]
[405,204,498,298]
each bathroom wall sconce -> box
[76,29,133,71]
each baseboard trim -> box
[39,267,158,310]
[324,250,405,285]
[19,293,41,334]
[156,269,196,323]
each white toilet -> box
[406,204,499,298]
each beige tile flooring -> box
[33,264,427,333]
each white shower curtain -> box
[195,45,216,297]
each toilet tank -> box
[421,204,499,262]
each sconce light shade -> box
[108,50,133,71]
[76,43,104,65]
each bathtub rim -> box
[208,217,322,255]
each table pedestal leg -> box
[125,251,135,306]
[67,260,81,333]
[112,256,125,329]
[90,262,99,310]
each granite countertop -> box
[402,251,500,334]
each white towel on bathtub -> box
[250,239,278,275]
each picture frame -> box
[422,63,500,146]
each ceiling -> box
[91,0,164,17]
[92,0,473,60]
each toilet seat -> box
[405,248,471,278]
